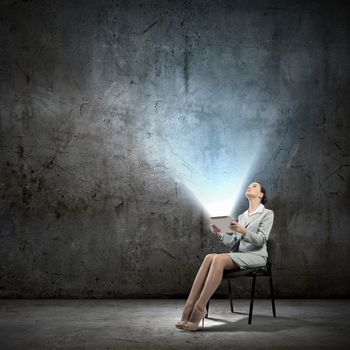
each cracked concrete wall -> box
[0,0,349,298]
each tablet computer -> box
[210,215,234,234]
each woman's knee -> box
[204,253,217,263]
[212,253,232,268]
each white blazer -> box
[221,206,274,257]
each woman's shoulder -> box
[263,207,274,216]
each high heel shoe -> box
[183,308,207,331]
[175,320,187,329]
[175,304,194,329]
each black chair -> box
[206,239,277,324]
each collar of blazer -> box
[241,206,267,227]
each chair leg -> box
[248,274,256,324]
[206,300,210,318]
[227,279,234,313]
[269,273,276,317]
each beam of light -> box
[143,110,261,217]
[180,166,254,217]
[140,80,267,217]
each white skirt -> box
[228,252,267,269]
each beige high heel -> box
[175,304,194,329]
[175,320,187,329]
[183,308,207,331]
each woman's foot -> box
[183,304,207,331]
[175,303,194,329]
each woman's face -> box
[245,182,263,200]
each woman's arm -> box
[242,210,274,246]
[211,224,240,248]
[220,232,242,248]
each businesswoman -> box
[176,181,274,331]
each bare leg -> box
[179,253,217,323]
[187,253,238,323]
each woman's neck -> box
[248,198,261,212]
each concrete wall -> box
[0,0,349,298]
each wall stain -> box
[114,201,124,214]
[141,21,158,35]
[0,217,16,237]
[15,60,31,84]
[160,248,175,259]
[183,35,190,95]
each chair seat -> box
[223,264,271,279]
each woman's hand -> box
[230,220,247,234]
[210,224,221,237]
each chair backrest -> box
[266,238,276,266]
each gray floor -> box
[0,299,349,349]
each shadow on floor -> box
[201,313,323,333]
